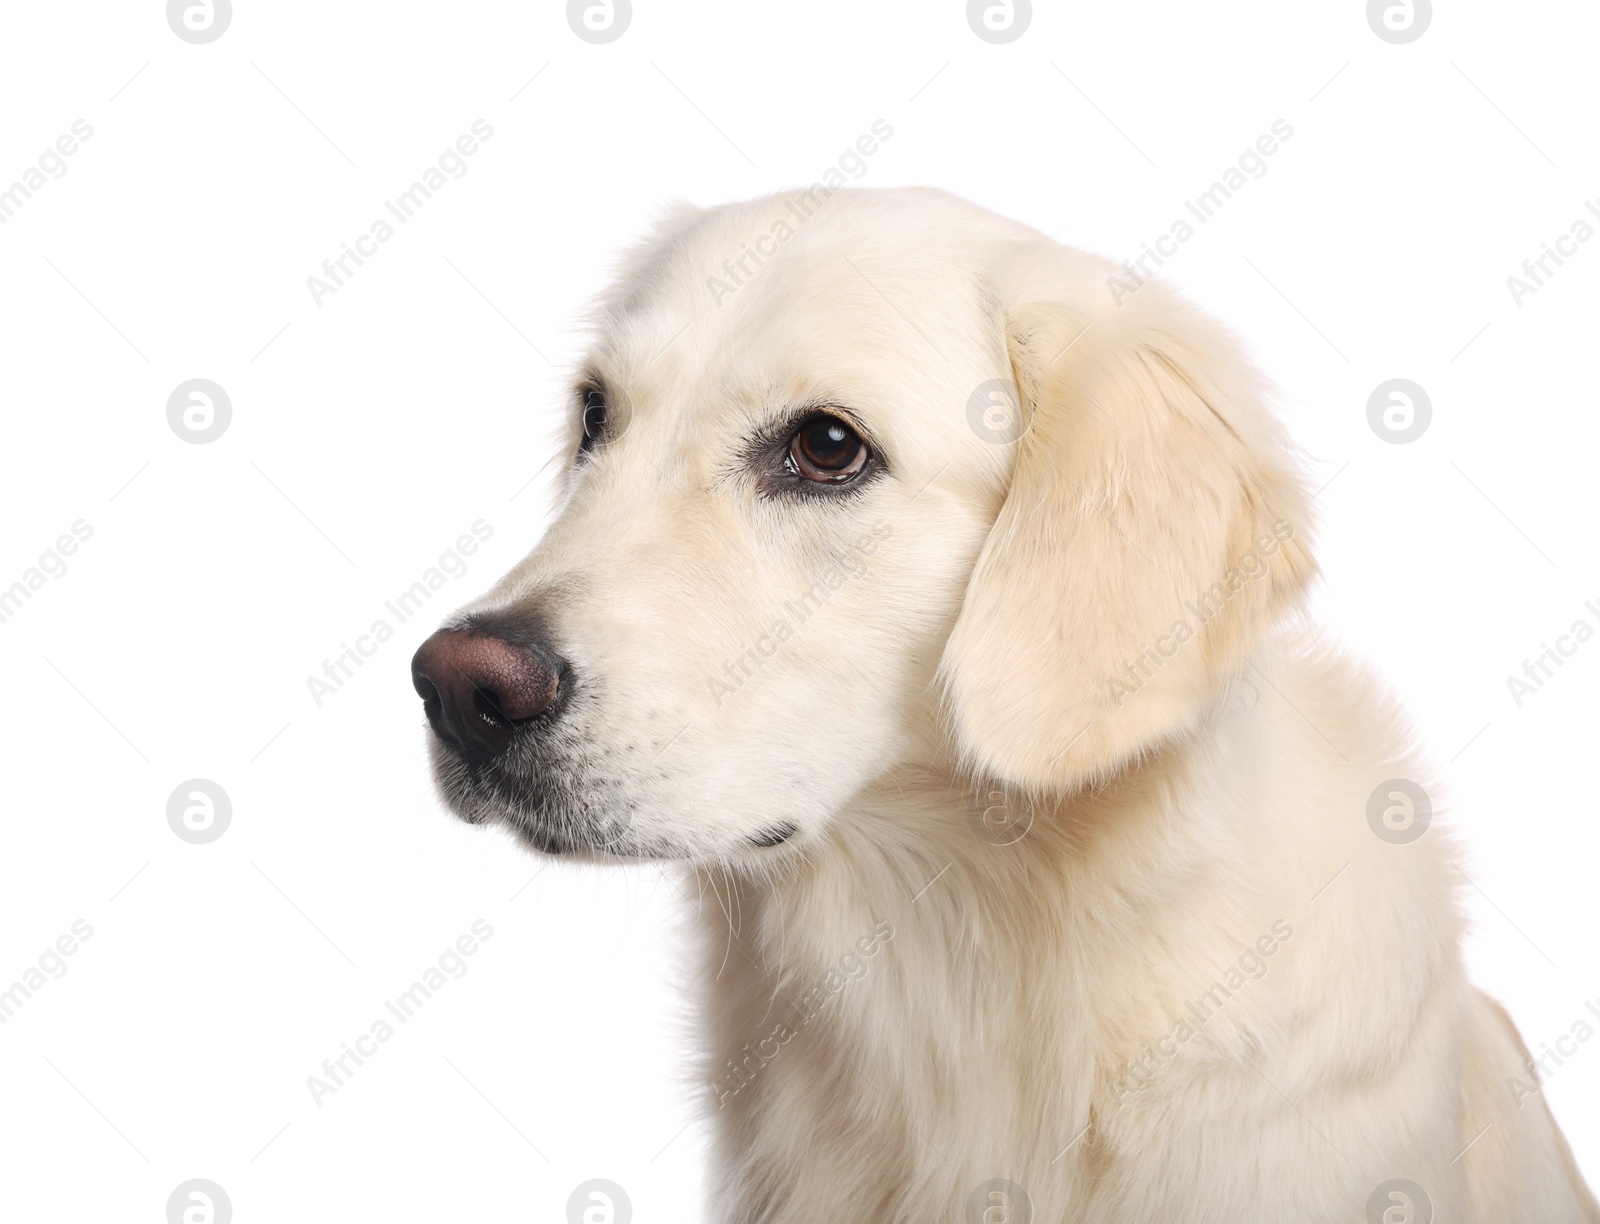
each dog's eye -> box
[578,387,607,454]
[789,415,868,483]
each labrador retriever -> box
[411,188,1596,1223]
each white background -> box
[1,1,1596,1219]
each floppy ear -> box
[938,278,1316,793]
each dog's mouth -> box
[425,731,663,859]
[426,734,805,862]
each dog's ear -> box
[938,281,1316,793]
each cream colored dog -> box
[412,188,1596,1222]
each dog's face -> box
[413,189,1315,861]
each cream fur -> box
[442,188,1596,1222]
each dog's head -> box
[412,188,1314,860]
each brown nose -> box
[411,627,561,761]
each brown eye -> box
[579,387,606,453]
[790,415,868,483]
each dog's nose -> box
[411,628,561,760]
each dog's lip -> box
[439,775,659,859]
[508,820,686,863]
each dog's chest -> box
[710,903,1116,1221]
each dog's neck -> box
[690,672,1307,1215]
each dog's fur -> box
[427,189,1596,1221]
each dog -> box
[411,188,1596,1222]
